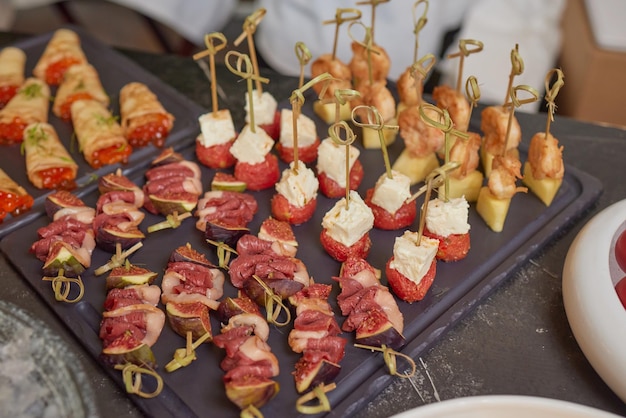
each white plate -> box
[562,199,626,403]
[391,395,622,418]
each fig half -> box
[166,301,212,341]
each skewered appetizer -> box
[522,68,565,206]
[257,216,298,257]
[480,105,521,177]
[161,244,224,341]
[142,148,202,216]
[365,170,416,230]
[228,233,311,306]
[276,109,320,164]
[70,99,131,169]
[271,161,319,225]
[422,196,471,261]
[335,257,405,349]
[352,80,398,148]
[119,82,174,148]
[52,63,109,121]
[213,296,279,412]
[230,123,280,192]
[0,77,49,145]
[0,46,26,109]
[386,230,440,303]
[441,131,483,202]
[94,171,145,253]
[0,168,33,222]
[476,154,527,232]
[100,270,165,374]
[349,40,390,90]
[288,282,346,393]
[392,104,442,185]
[195,188,258,248]
[316,137,363,198]
[22,122,78,190]
[320,190,374,262]
[523,131,564,206]
[310,54,353,123]
[32,28,88,86]
[196,109,237,169]
[432,85,470,134]
[30,190,96,277]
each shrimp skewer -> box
[522,68,566,206]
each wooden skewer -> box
[446,39,483,94]
[543,68,565,138]
[192,32,227,115]
[352,105,398,179]
[322,8,362,61]
[234,8,267,95]
[411,0,429,63]
[503,44,524,107]
[328,120,357,207]
[502,84,540,154]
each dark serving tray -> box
[1,87,602,418]
[0,27,205,238]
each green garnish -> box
[20,82,44,99]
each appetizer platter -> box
[0,27,204,238]
[1,113,601,418]
[0,9,606,418]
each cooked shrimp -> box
[349,41,390,88]
[487,154,527,199]
[527,132,564,180]
[433,85,470,132]
[396,66,423,107]
[449,132,481,179]
[397,105,444,158]
[352,80,396,123]
[310,53,352,100]
[481,105,521,156]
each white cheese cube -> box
[424,197,470,236]
[316,137,360,188]
[322,191,374,247]
[245,90,277,126]
[197,109,236,147]
[390,231,439,285]
[371,170,412,214]
[229,124,274,164]
[279,109,317,148]
[275,161,319,207]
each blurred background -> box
[1,0,624,127]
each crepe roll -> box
[53,63,109,121]
[0,168,34,222]
[33,28,88,86]
[23,122,78,190]
[0,46,26,109]
[119,82,174,148]
[0,77,50,145]
[71,99,131,169]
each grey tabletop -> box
[1,32,626,418]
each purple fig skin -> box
[204,221,249,248]
[44,190,86,218]
[356,322,406,351]
[96,227,144,253]
[243,277,305,306]
[216,297,262,324]
[294,359,341,394]
[151,147,184,166]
